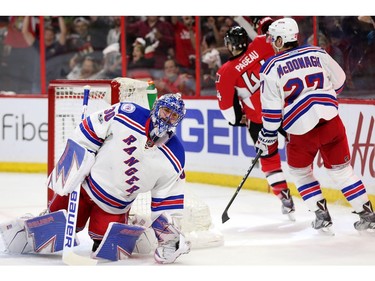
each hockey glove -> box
[152,213,191,264]
[255,128,278,156]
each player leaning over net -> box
[1,93,191,264]
[215,25,295,220]
[255,17,375,234]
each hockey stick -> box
[222,150,262,224]
[62,85,98,265]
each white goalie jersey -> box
[71,101,186,219]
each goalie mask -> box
[149,93,186,146]
[224,26,249,53]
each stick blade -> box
[222,211,230,224]
[62,251,98,266]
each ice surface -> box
[0,172,373,280]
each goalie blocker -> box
[47,138,95,196]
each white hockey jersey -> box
[259,45,346,135]
[70,102,186,220]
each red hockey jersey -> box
[215,35,275,124]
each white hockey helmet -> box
[267,17,299,45]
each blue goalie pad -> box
[94,222,146,261]
[25,210,78,253]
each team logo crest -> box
[120,103,136,113]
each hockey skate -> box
[280,189,296,221]
[354,201,375,232]
[311,199,334,235]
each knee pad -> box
[288,165,316,187]
[326,164,356,187]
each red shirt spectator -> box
[171,16,195,70]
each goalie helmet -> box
[224,26,249,52]
[149,93,186,146]
[267,17,299,45]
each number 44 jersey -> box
[215,35,275,125]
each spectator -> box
[200,31,223,93]
[1,16,39,93]
[106,16,121,46]
[127,16,175,75]
[154,58,195,96]
[307,31,345,68]
[22,16,68,87]
[91,43,122,79]
[170,16,196,74]
[126,38,155,80]
[128,38,155,70]
[87,16,111,51]
[66,17,93,54]
[67,55,100,79]
[342,16,375,91]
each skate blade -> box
[286,212,296,222]
[356,228,375,236]
[317,226,335,236]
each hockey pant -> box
[48,187,128,242]
[287,116,370,212]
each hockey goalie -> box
[0,92,191,264]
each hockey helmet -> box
[224,26,249,51]
[149,93,186,146]
[257,16,274,35]
[267,17,299,45]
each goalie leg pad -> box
[93,222,146,261]
[0,214,34,254]
[47,138,95,196]
[25,210,78,254]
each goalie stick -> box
[62,85,98,266]
[222,150,262,224]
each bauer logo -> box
[121,103,136,113]
[65,191,78,247]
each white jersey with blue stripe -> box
[71,102,185,219]
[259,45,346,135]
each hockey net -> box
[47,77,223,249]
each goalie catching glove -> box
[255,128,278,156]
[151,213,191,264]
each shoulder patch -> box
[120,103,136,113]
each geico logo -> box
[176,109,285,158]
